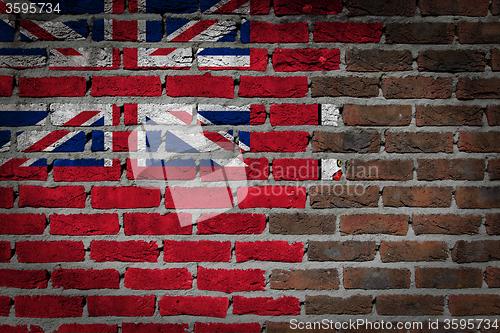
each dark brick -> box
[420,0,489,16]
[492,49,500,71]
[493,0,500,15]
[452,240,500,262]
[458,132,500,153]
[310,186,379,208]
[458,22,500,43]
[381,77,452,99]
[269,213,335,234]
[306,295,372,315]
[449,295,500,315]
[345,0,416,16]
[311,77,379,97]
[486,213,500,235]
[485,267,500,287]
[455,186,500,208]
[343,105,412,126]
[413,214,481,235]
[344,267,410,289]
[416,105,483,126]
[346,50,412,72]
[380,241,448,262]
[308,241,376,261]
[418,50,485,72]
[457,78,500,99]
[386,23,454,44]
[376,295,444,315]
[383,186,452,207]
[266,321,334,333]
[312,131,380,153]
[486,105,500,125]
[417,159,484,180]
[340,214,409,235]
[415,267,482,288]
[270,269,339,290]
[385,132,453,153]
[346,159,413,181]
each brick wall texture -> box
[0,0,500,331]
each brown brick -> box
[385,132,453,153]
[486,213,500,235]
[346,49,413,72]
[415,267,482,289]
[452,240,500,262]
[488,159,500,180]
[270,269,339,290]
[485,267,500,288]
[458,22,500,44]
[491,49,500,71]
[340,214,409,235]
[306,295,372,315]
[342,326,406,333]
[386,23,454,44]
[380,241,448,262]
[383,186,453,208]
[455,186,500,208]
[416,105,483,126]
[418,50,486,72]
[376,295,444,316]
[345,0,416,16]
[346,159,413,181]
[312,77,379,97]
[308,241,376,261]
[312,131,380,153]
[457,78,500,99]
[486,105,500,125]
[417,159,484,181]
[269,213,335,234]
[420,0,489,16]
[266,321,334,333]
[458,132,500,153]
[493,0,500,15]
[344,267,410,289]
[449,294,500,315]
[382,77,452,99]
[413,214,481,235]
[343,105,412,126]
[409,322,476,333]
[310,186,379,209]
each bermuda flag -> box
[165,130,236,153]
[20,20,87,41]
[201,0,270,14]
[17,130,87,152]
[197,48,267,71]
[93,19,162,42]
[53,158,121,181]
[0,158,47,180]
[166,19,237,42]
[197,104,265,125]
[321,159,342,180]
[0,48,46,69]
[0,104,48,127]
[50,104,120,126]
[53,0,125,14]
[124,104,194,126]
[200,158,247,181]
[129,0,197,13]
[49,48,120,70]
[0,19,15,42]
[123,48,192,70]
[0,130,10,152]
[127,158,196,180]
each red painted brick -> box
[91,186,161,209]
[273,159,318,180]
[0,75,13,97]
[197,213,266,234]
[0,214,45,235]
[239,76,308,98]
[273,49,340,72]
[90,240,158,262]
[421,0,488,16]
[124,213,192,235]
[166,73,233,98]
[376,295,444,315]
[0,325,43,333]
[233,296,300,315]
[197,267,265,293]
[122,323,188,333]
[458,132,500,153]
[0,269,48,289]
[0,187,13,208]
[245,157,269,180]
[235,241,303,262]
[340,214,409,235]
[52,269,119,290]
[19,185,85,208]
[19,76,86,97]
[0,296,10,316]
[165,187,233,209]
[270,104,318,126]
[16,241,84,263]
[194,323,261,333]
[124,268,192,290]
[54,159,121,182]
[50,214,118,235]
[55,324,118,333]
[87,295,155,317]
[238,186,306,209]
[164,240,231,262]
[159,296,228,318]
[314,22,382,43]
[248,132,308,152]
[380,241,448,262]
[274,0,342,14]
[247,21,308,43]
[0,241,10,262]
[91,76,161,97]
[0,160,47,181]
[486,213,500,235]
[449,295,500,315]
[15,295,84,318]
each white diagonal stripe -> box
[190,20,236,42]
[167,20,197,41]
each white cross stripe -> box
[190,21,236,42]
[136,0,147,12]
[104,19,113,40]
[137,20,146,42]
[42,131,81,152]
[20,158,41,167]
[166,20,198,41]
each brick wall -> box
[1,0,500,331]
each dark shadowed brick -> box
[269,213,335,234]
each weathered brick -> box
[269,213,335,234]
[274,0,342,15]
[380,241,448,262]
[346,50,412,72]
[416,105,483,126]
[0,187,13,208]
[312,77,379,97]
[273,159,318,180]
[458,22,500,44]
[52,269,119,290]
[0,269,48,289]
[17,241,84,263]
[91,186,161,209]
[340,214,409,235]
[493,0,500,15]
[166,187,233,209]
[248,132,308,152]
[413,214,481,235]
[386,23,454,44]
[0,242,10,262]
[457,78,500,99]
[91,76,161,97]
[485,267,500,287]
[239,76,308,98]
[166,74,233,98]
[87,295,155,317]
[314,22,382,43]
[492,49,500,71]
[270,269,339,290]
[0,75,13,97]
[273,49,340,72]
[0,296,9,316]
[455,186,500,208]
[376,295,444,315]
[19,185,86,208]
[383,186,452,207]
[385,132,453,153]
[418,50,486,72]
[417,159,484,180]
[345,0,415,16]
[420,0,489,16]
[0,214,45,235]
[124,213,192,235]
[344,267,411,289]
[90,240,159,262]
[306,295,372,315]
[197,267,265,293]
[159,296,228,318]
[124,268,192,290]
[194,323,260,333]
[235,241,303,263]
[308,241,376,261]
[458,132,500,152]
[55,324,118,333]
[15,295,84,318]
[164,240,231,262]
[486,105,500,125]
[346,159,413,181]
[19,77,86,97]
[312,131,380,153]
[198,213,266,235]
[449,295,500,315]
[238,186,306,209]
[50,214,119,235]
[486,213,500,235]
[245,21,308,43]
[381,77,452,99]
[415,267,482,288]
[343,105,412,126]
[233,296,300,316]
[452,240,500,262]
[270,103,318,126]
[310,185,379,208]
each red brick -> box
[15,295,84,318]
[486,105,500,125]
[458,22,500,43]
[413,214,481,235]
[164,240,231,262]
[452,240,500,262]
[273,159,318,180]
[493,0,500,15]
[233,296,299,316]
[310,185,379,208]
[269,213,335,234]
[0,214,45,235]
[418,50,486,72]
[248,131,308,152]
[270,103,318,126]
[380,241,448,262]
[340,214,409,235]
[274,0,341,14]
[124,268,192,290]
[346,49,413,71]
[52,269,119,290]
[385,132,453,153]
[455,186,500,208]
[0,187,13,208]
[457,78,500,99]
[312,131,381,153]
[246,21,308,43]
[54,159,121,182]
[55,324,118,333]
[486,213,500,235]
[0,325,44,332]
[485,267,500,287]
[197,267,265,293]
[236,241,303,262]
[91,76,161,97]
[305,295,372,315]
[239,76,308,98]
[197,213,266,234]
[345,0,415,16]
[272,49,340,72]
[165,187,233,209]
[17,241,84,263]
[194,323,261,333]
[87,295,155,317]
[449,295,500,315]
[270,269,339,290]
[421,0,488,16]
[376,295,444,315]
[346,159,413,181]
[344,267,411,289]
[245,157,269,180]
[386,23,454,44]
[124,213,192,235]
[0,241,10,262]
[492,49,500,71]
[0,269,48,289]
[159,296,228,318]
[0,296,10,316]
[0,160,47,181]
[166,74,233,98]
[19,76,86,97]
[314,22,382,43]
[312,76,379,97]
[416,105,483,126]
[308,241,376,261]
[91,186,160,209]
[122,323,188,333]
[19,185,85,208]
[50,214,118,235]
[90,240,158,263]
[418,158,484,181]
[382,77,452,99]
[237,186,306,209]
[458,132,500,152]
[343,105,412,126]
[415,267,482,288]
[0,75,13,97]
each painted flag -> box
[201,0,270,14]
[129,0,197,13]
[93,19,162,42]
[237,131,250,152]
[0,104,47,127]
[197,104,265,125]
[0,131,10,152]
[197,48,267,71]
[17,130,87,152]
[90,131,112,152]
[50,104,120,126]
[127,158,196,180]
[53,0,124,14]
[112,131,162,152]
[0,158,47,180]
[165,130,235,153]
[166,19,237,42]
[20,20,87,41]
[200,158,247,181]
[124,104,194,126]
[0,19,15,41]
[53,158,121,181]
[123,48,192,70]
[49,48,120,70]
[321,159,342,180]
[321,104,340,126]
[0,48,46,69]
